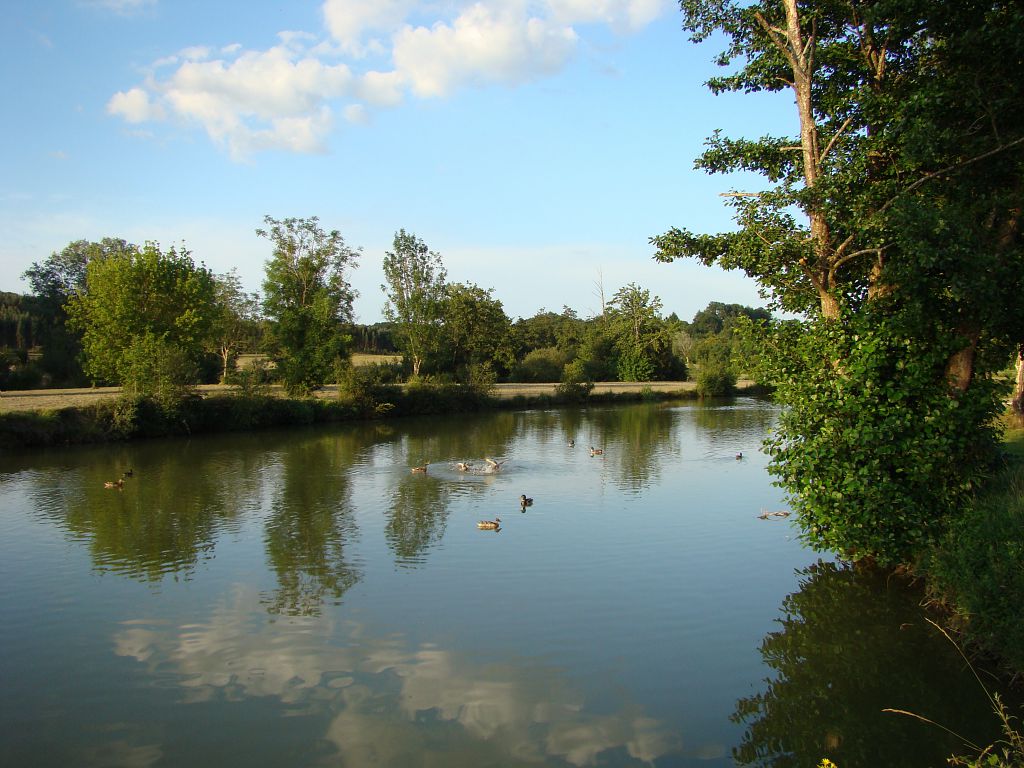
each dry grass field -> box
[0,379,699,413]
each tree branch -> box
[876,135,1024,218]
[819,116,854,164]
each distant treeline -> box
[0,287,770,393]
[0,292,44,351]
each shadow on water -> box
[733,560,1014,768]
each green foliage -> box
[441,282,514,380]
[512,346,570,383]
[21,239,136,386]
[381,229,447,378]
[465,360,497,397]
[615,345,655,382]
[926,456,1024,673]
[695,365,736,397]
[512,307,586,359]
[606,283,685,381]
[226,358,272,398]
[555,361,594,402]
[65,241,216,391]
[690,301,771,337]
[762,313,1006,564]
[336,362,400,417]
[118,332,197,411]
[259,215,359,396]
[211,269,261,383]
[554,379,594,402]
[654,0,1024,563]
[0,348,43,390]
[571,321,619,382]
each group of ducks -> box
[477,495,532,529]
[413,441,610,532]
[568,439,605,457]
[411,457,505,474]
[103,468,134,490]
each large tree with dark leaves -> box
[653,0,1024,562]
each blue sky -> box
[2,0,794,324]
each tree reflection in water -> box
[36,441,262,581]
[732,560,1005,768]
[263,431,363,616]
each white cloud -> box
[546,0,669,32]
[107,0,671,158]
[356,70,406,107]
[107,87,164,123]
[152,45,352,157]
[322,0,416,53]
[179,45,212,62]
[344,104,370,124]
[392,3,578,98]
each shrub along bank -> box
[921,419,1024,677]
[0,379,707,449]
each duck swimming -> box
[411,463,428,473]
[589,447,603,456]
[104,478,125,489]
[520,494,533,507]
[455,462,472,472]
[477,517,501,530]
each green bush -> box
[2,361,44,390]
[512,347,571,383]
[695,365,737,397]
[925,458,1024,672]
[615,346,655,382]
[227,358,273,398]
[118,333,196,411]
[336,363,400,416]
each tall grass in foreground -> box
[884,621,1024,768]
[905,415,1024,767]
[924,418,1024,674]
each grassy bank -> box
[921,417,1024,679]
[0,380,745,449]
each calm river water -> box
[0,398,1010,767]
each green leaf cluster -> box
[259,215,360,396]
[66,242,216,392]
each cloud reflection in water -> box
[113,587,682,766]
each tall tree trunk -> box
[1012,345,1024,413]
[945,329,979,394]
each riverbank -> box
[920,418,1024,680]
[0,380,765,449]
[0,380,706,413]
